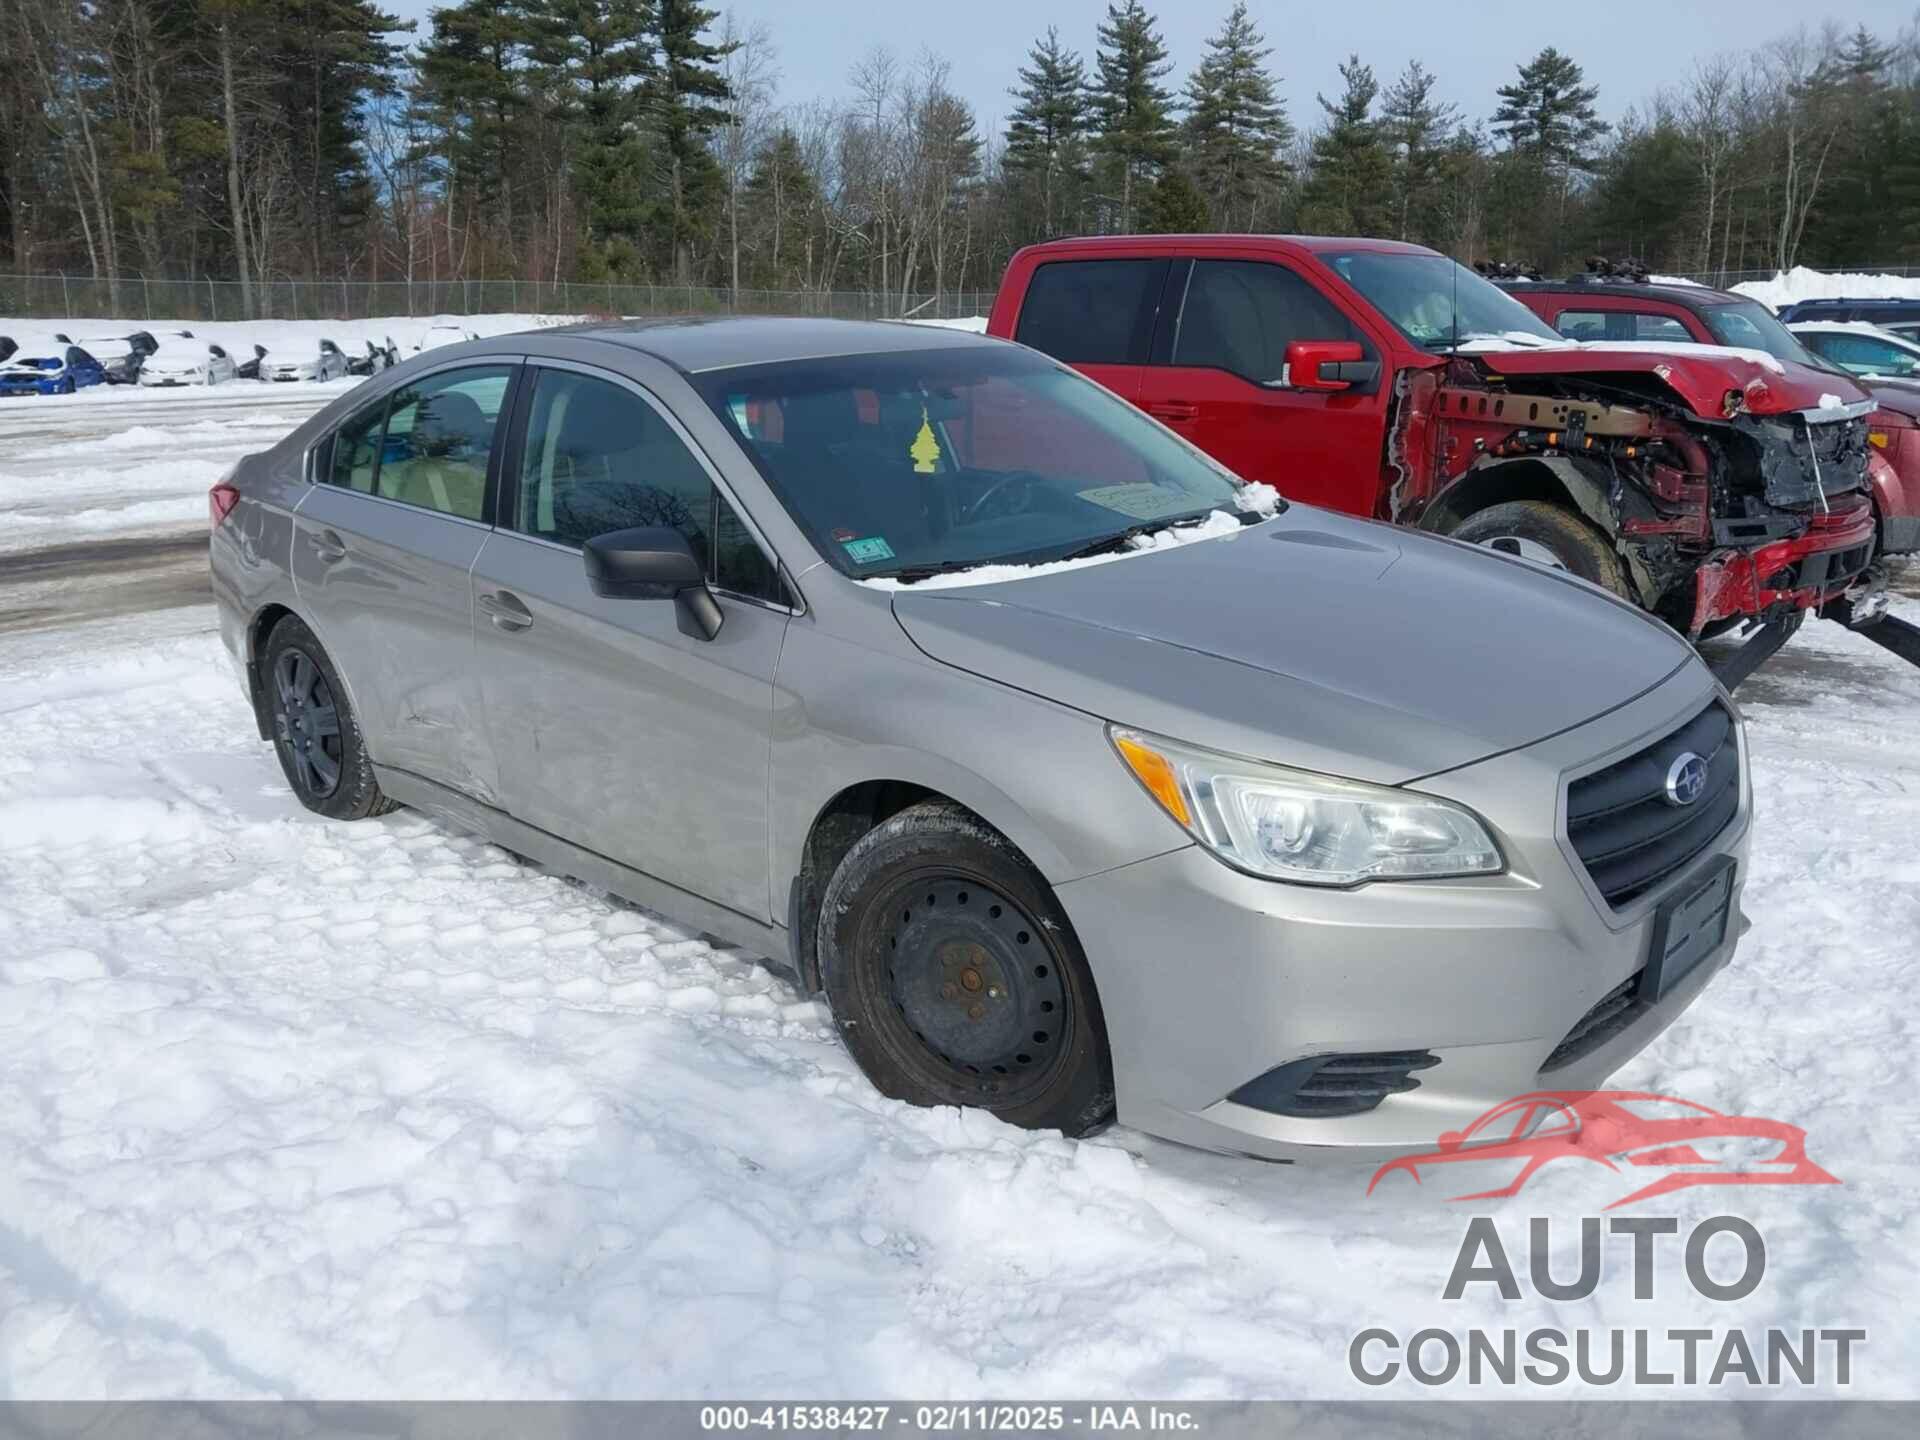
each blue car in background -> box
[0,344,109,396]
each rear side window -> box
[1173,260,1358,382]
[1552,310,1693,343]
[376,366,513,520]
[1014,259,1167,365]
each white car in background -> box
[412,320,478,354]
[137,341,240,387]
[1786,320,1920,382]
[264,338,351,383]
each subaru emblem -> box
[1664,752,1708,807]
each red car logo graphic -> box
[1367,1091,1839,1209]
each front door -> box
[471,362,791,921]
[1137,257,1389,516]
[290,361,518,801]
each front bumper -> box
[1054,667,1750,1163]
[1690,500,1877,629]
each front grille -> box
[1566,703,1740,908]
[1228,1050,1440,1119]
[1541,972,1643,1071]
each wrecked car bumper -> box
[1690,500,1877,630]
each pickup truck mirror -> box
[583,526,724,640]
[1276,340,1379,392]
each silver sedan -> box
[208,318,1751,1160]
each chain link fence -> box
[0,274,996,325]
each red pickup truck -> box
[988,236,1886,682]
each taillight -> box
[209,480,241,530]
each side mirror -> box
[1278,340,1379,392]
[582,526,724,640]
[1436,1131,1464,1153]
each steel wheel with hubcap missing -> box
[818,799,1114,1135]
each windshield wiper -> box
[883,558,990,585]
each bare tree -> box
[714,15,778,300]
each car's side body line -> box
[375,763,794,966]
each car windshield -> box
[698,346,1255,580]
[1321,250,1562,350]
[1701,300,1822,367]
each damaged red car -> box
[989,237,1886,684]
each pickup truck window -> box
[1172,260,1358,383]
[1324,250,1560,350]
[699,346,1249,581]
[1014,258,1168,365]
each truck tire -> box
[817,799,1115,1137]
[1451,500,1631,601]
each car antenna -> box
[1447,249,1461,355]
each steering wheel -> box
[960,471,1044,525]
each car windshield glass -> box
[1322,250,1561,350]
[697,346,1255,580]
[1702,300,1821,366]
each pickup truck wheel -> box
[817,800,1115,1137]
[1451,500,1630,599]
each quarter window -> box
[1174,260,1358,382]
[515,369,785,604]
[328,402,384,493]
[1014,258,1168,365]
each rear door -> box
[1137,255,1390,515]
[1009,256,1169,405]
[470,360,792,921]
[291,361,519,801]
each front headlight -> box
[1111,726,1503,885]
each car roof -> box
[1016,233,1441,260]
[556,315,1005,374]
[1500,279,1743,308]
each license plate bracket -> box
[1642,856,1736,1002]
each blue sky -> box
[384,1,1914,142]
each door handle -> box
[478,590,534,632]
[1148,402,1199,422]
[309,529,347,563]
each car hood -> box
[889,508,1697,784]
[1461,342,1870,419]
[1862,378,1920,424]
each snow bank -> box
[1734,266,1920,311]
[1,596,1917,1399]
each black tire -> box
[817,800,1114,1136]
[1450,500,1631,600]
[260,614,398,821]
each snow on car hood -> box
[890,505,1696,785]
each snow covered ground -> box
[1734,265,1920,310]
[1,311,1918,1402]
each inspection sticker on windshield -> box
[842,536,895,565]
[1077,483,1203,520]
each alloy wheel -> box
[272,647,344,798]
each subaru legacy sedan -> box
[209,318,1750,1161]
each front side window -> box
[698,346,1253,581]
[1806,331,1920,378]
[1173,260,1358,382]
[515,369,784,603]
[1323,250,1562,350]
[376,365,512,519]
[1014,258,1168,365]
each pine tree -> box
[1181,2,1290,230]
[1808,27,1896,263]
[1296,56,1391,236]
[1379,60,1458,245]
[1004,28,1091,237]
[1493,47,1607,169]
[537,1,654,278]
[1090,0,1175,231]
[642,0,735,280]
[1143,168,1208,232]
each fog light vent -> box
[1228,1050,1440,1119]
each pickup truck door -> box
[1138,256,1391,517]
